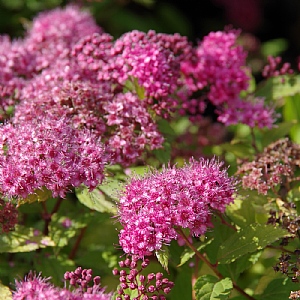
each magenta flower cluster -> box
[0,5,278,170]
[217,96,278,129]
[181,30,249,106]
[0,115,107,199]
[13,270,112,300]
[180,29,277,128]
[2,5,193,166]
[117,158,237,257]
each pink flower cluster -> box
[72,29,192,118]
[180,29,277,128]
[117,158,237,257]
[2,5,193,166]
[108,30,192,118]
[181,29,249,107]
[0,115,107,199]
[217,96,278,128]
[13,271,112,300]
[24,4,102,72]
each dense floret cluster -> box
[0,115,107,199]
[118,158,237,257]
[13,270,112,300]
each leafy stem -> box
[176,227,256,300]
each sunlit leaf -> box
[156,245,169,272]
[194,275,233,300]
[255,277,296,300]
[261,38,288,57]
[257,75,300,100]
[0,282,12,300]
[0,225,55,253]
[17,187,53,206]
[217,224,289,264]
[75,186,116,214]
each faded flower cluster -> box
[237,138,300,195]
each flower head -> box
[217,96,278,128]
[24,5,102,71]
[180,29,250,121]
[117,158,237,257]
[0,114,108,199]
[181,29,249,105]
[13,270,112,300]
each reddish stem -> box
[176,227,256,300]
[68,226,87,260]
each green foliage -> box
[156,245,170,272]
[0,225,54,253]
[255,278,297,300]
[75,186,117,214]
[194,275,233,300]
[0,282,12,300]
[217,224,289,264]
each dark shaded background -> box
[1,0,300,65]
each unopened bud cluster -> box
[262,55,294,78]
[113,256,174,300]
[64,267,103,295]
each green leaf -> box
[226,198,256,227]
[157,119,176,137]
[217,224,289,264]
[153,142,171,163]
[49,212,88,249]
[257,74,300,102]
[204,217,237,264]
[17,186,53,206]
[261,38,288,57]
[255,277,296,300]
[169,268,192,300]
[155,245,169,272]
[0,225,55,253]
[260,122,296,147]
[283,94,300,121]
[283,94,300,143]
[218,251,262,282]
[178,238,213,267]
[75,186,117,214]
[194,275,233,300]
[218,142,254,158]
[33,254,75,286]
[0,282,12,300]
[125,166,151,176]
[98,177,123,202]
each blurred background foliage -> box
[2,0,300,78]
